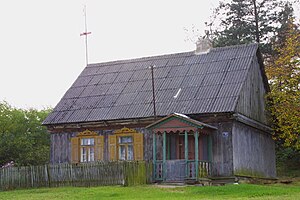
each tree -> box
[207,0,297,58]
[266,20,300,150]
[0,101,51,166]
[270,2,296,52]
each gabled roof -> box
[44,43,260,125]
[146,113,217,131]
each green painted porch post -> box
[163,131,166,181]
[184,130,188,178]
[153,132,156,180]
[194,131,199,180]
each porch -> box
[146,113,217,182]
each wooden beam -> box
[45,116,161,132]
[194,131,199,180]
[233,113,272,133]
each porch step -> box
[155,179,212,186]
[154,177,237,186]
[154,182,186,188]
[210,177,236,186]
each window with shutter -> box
[109,127,144,161]
[71,130,104,163]
[119,136,133,160]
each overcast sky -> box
[0,0,225,109]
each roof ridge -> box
[87,43,258,68]
[211,43,258,52]
[87,51,193,68]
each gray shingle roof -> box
[43,43,259,125]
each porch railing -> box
[186,160,211,179]
[153,160,211,181]
[154,160,163,181]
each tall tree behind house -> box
[207,0,298,58]
[266,20,300,150]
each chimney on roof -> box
[195,37,212,55]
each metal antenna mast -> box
[80,5,91,66]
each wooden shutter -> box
[71,137,80,163]
[95,136,104,161]
[108,135,117,161]
[134,133,144,160]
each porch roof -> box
[146,113,217,133]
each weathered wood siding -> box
[210,121,234,177]
[49,117,275,179]
[140,128,153,161]
[232,121,276,178]
[50,127,151,164]
[50,131,107,164]
[235,56,268,124]
[50,132,73,164]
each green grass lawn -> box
[0,183,300,200]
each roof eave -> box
[256,48,271,93]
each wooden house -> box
[43,43,276,182]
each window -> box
[118,136,133,160]
[71,130,104,163]
[108,127,144,161]
[80,138,95,162]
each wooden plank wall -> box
[50,132,73,164]
[140,128,153,161]
[232,121,276,178]
[50,131,107,164]
[102,130,112,161]
[235,56,268,124]
[209,121,234,177]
